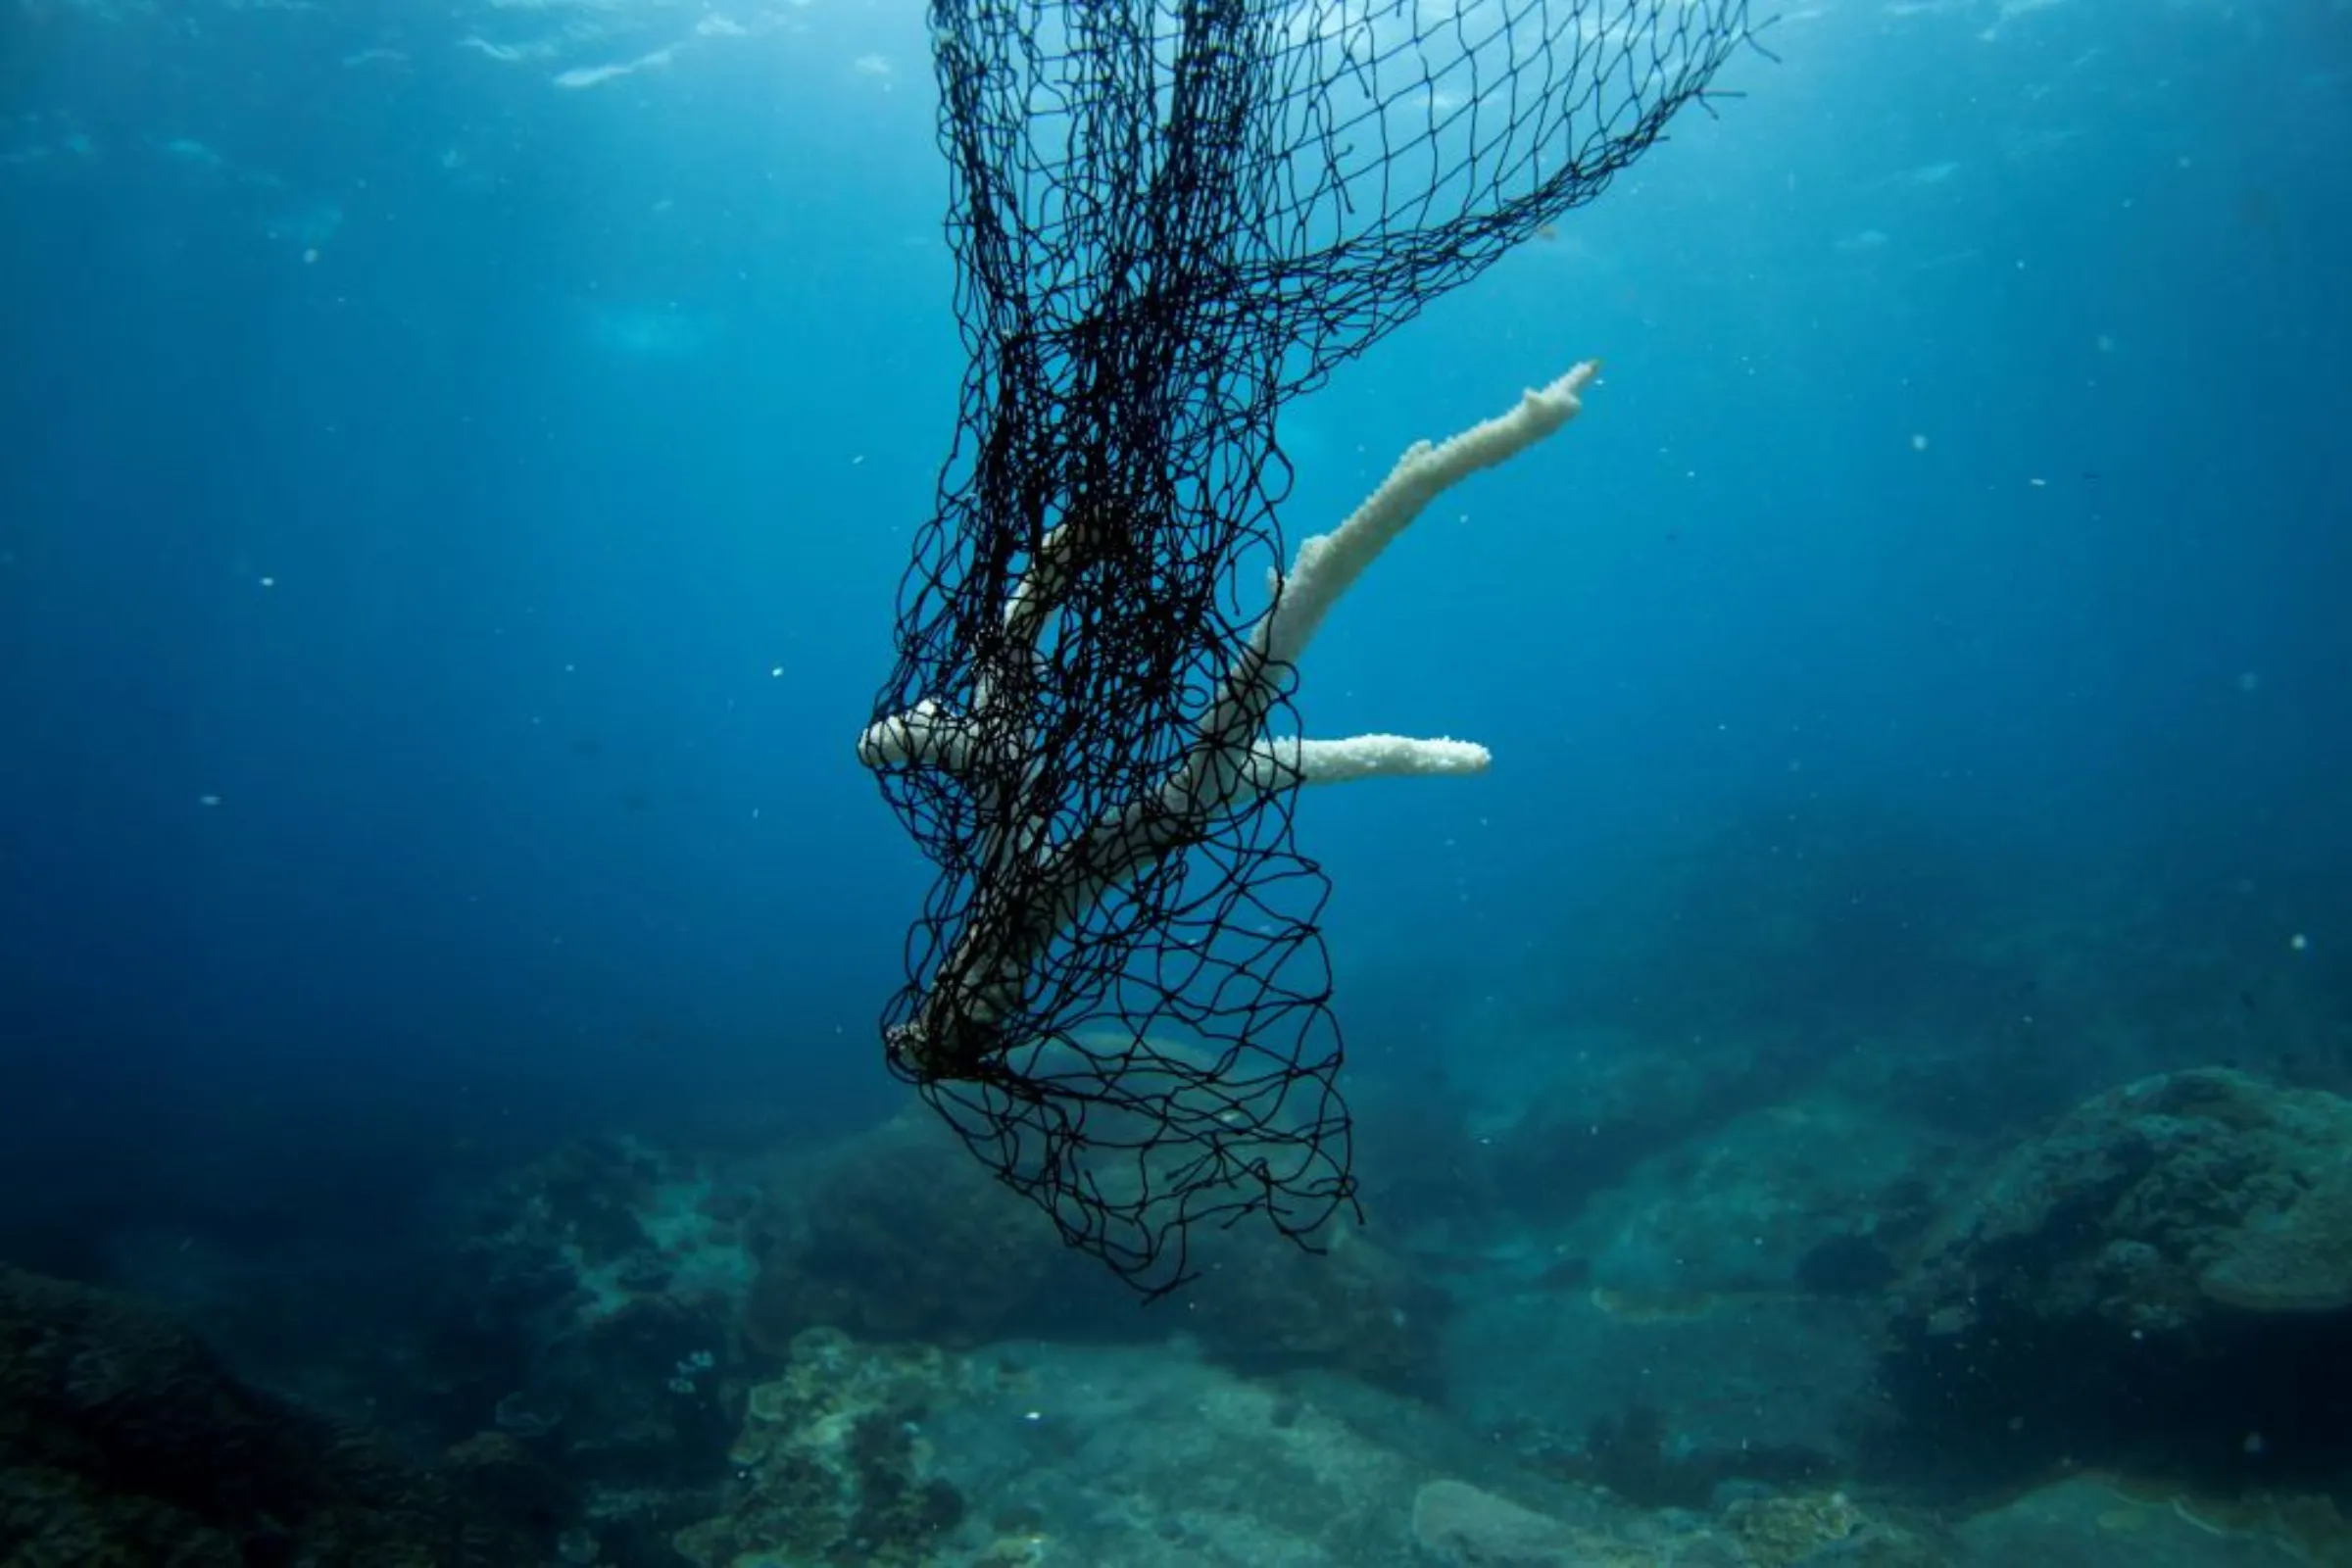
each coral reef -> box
[747,1110,1445,1393]
[0,1265,535,1565]
[744,1112,1091,1349]
[418,1134,758,1556]
[1881,1068,2352,1489]
[672,1327,970,1568]
[1720,1491,1941,1568]
[1175,1220,1450,1397]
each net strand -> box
[868,0,1749,1297]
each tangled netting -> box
[866,0,1751,1296]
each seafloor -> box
[8,1044,2349,1567]
[8,833,2351,1568]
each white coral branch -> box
[862,366,1597,1073]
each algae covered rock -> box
[1881,1069,2352,1487]
[744,1113,1083,1350]
[1895,1068,2352,1334]
[1409,1478,1594,1566]
[1720,1491,1942,1567]
[2195,1144,2352,1314]
[746,1107,1443,1393]
[673,1327,971,1568]
[0,1265,534,1566]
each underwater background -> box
[3,0,2349,1564]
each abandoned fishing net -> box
[862,0,1750,1296]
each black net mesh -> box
[866,0,1751,1297]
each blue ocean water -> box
[3,1,2349,1564]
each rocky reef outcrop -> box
[0,1264,539,1565]
[746,1110,1446,1395]
[1879,1068,2352,1489]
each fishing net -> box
[864,0,1751,1296]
